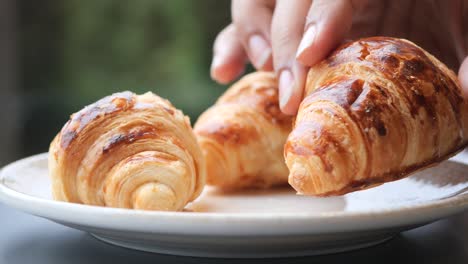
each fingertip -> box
[231,0,274,71]
[278,69,294,112]
[296,24,320,66]
[280,91,302,115]
[278,63,307,115]
[262,56,274,71]
[296,0,354,67]
[210,55,245,84]
[247,34,273,70]
[458,57,468,99]
[211,24,247,84]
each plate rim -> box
[0,152,467,235]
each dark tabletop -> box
[0,203,467,264]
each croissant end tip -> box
[133,182,178,211]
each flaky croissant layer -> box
[49,91,205,211]
[285,37,468,196]
[194,72,292,189]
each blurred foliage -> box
[19,0,232,155]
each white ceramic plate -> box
[0,153,467,258]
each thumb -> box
[295,0,366,66]
[458,56,468,98]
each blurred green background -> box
[1,0,237,165]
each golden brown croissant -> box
[49,91,205,211]
[194,72,292,189]
[285,37,468,196]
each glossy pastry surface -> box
[49,91,205,211]
[285,37,468,196]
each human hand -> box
[210,0,468,115]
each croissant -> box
[49,91,205,211]
[285,37,468,196]
[194,72,292,189]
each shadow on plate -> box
[410,161,468,187]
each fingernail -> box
[279,69,295,109]
[248,34,271,70]
[296,24,317,59]
[210,54,223,82]
[210,54,223,74]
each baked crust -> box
[194,72,292,189]
[49,91,205,211]
[285,37,468,195]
